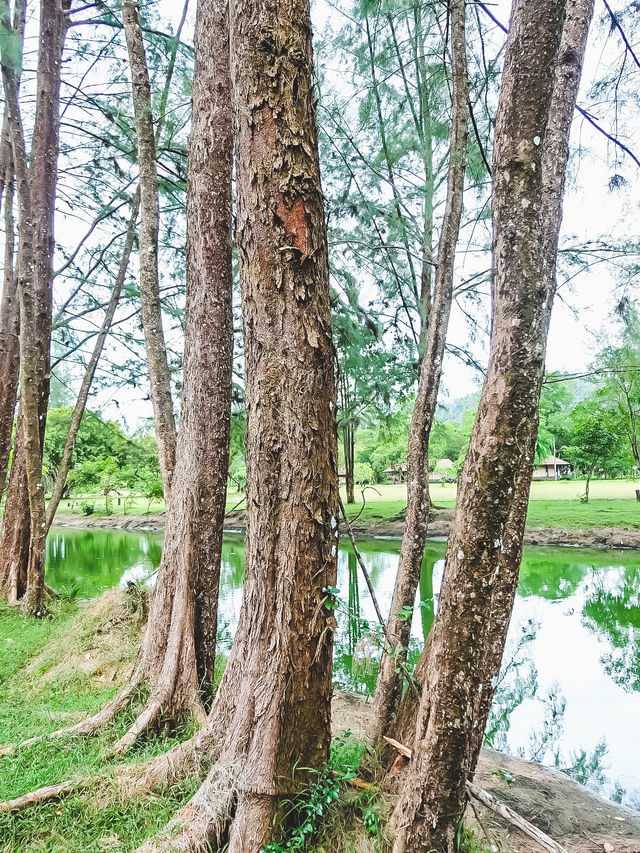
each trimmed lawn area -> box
[339,479,640,530]
[43,479,640,531]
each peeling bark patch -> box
[277,197,312,261]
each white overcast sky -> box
[53,0,640,425]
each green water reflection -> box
[44,527,640,804]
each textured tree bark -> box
[108,0,235,750]
[121,0,177,498]
[0,0,69,613]
[134,0,339,848]
[389,2,595,850]
[0,115,20,498]
[370,0,469,746]
[465,1,595,767]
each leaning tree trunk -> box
[0,116,20,498]
[0,0,69,613]
[369,0,469,745]
[45,0,188,532]
[389,2,594,850]
[44,194,139,531]
[121,0,177,497]
[135,0,339,847]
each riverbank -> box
[53,505,640,549]
[1,595,638,853]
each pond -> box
[46,527,640,808]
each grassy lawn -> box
[339,479,640,531]
[0,599,393,853]
[47,479,640,531]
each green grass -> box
[41,478,640,534]
[339,479,640,532]
[0,599,198,853]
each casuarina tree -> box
[389,0,595,849]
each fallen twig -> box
[383,736,569,853]
[465,781,569,853]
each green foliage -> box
[561,741,609,787]
[262,733,385,852]
[261,771,344,852]
[43,408,162,503]
[563,400,629,488]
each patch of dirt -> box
[55,513,166,532]
[55,509,640,550]
[331,693,640,853]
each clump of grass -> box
[458,826,495,853]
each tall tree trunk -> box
[136,0,338,847]
[369,0,469,745]
[107,0,235,750]
[0,115,19,497]
[45,0,189,531]
[389,2,593,849]
[121,0,177,497]
[0,0,68,613]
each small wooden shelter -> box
[532,455,571,480]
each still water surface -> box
[46,527,640,807]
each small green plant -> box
[81,503,95,516]
[396,604,413,622]
[261,769,343,852]
[322,586,340,610]
[490,768,514,785]
[57,585,80,603]
[363,803,381,836]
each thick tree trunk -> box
[0,116,20,497]
[136,0,338,848]
[121,0,177,497]
[109,0,235,750]
[370,0,469,745]
[389,2,594,850]
[0,0,68,613]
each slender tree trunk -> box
[585,465,593,502]
[0,0,69,613]
[344,421,355,504]
[370,0,469,745]
[121,0,177,497]
[389,2,594,849]
[136,0,338,847]
[45,0,188,531]
[44,194,139,531]
[0,115,20,497]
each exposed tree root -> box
[0,780,77,814]
[109,687,206,758]
[135,762,239,852]
[0,722,218,816]
[1,673,143,755]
